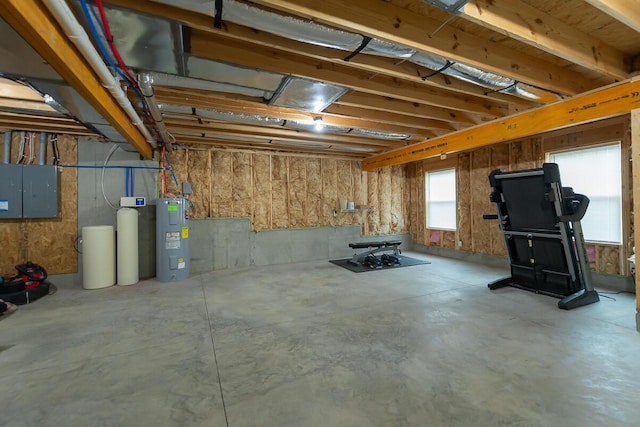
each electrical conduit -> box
[38,132,47,165]
[2,131,10,164]
[42,0,158,148]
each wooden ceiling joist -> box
[0,0,152,159]
[164,118,405,150]
[105,0,538,107]
[250,0,599,95]
[363,78,640,170]
[188,31,510,117]
[335,93,480,125]
[583,0,640,33]
[153,88,440,136]
[461,0,628,80]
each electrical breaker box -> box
[0,164,59,219]
[0,164,23,219]
[23,165,59,218]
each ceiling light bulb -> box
[314,117,324,131]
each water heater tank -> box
[156,197,190,282]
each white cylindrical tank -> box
[117,208,139,286]
[82,225,115,290]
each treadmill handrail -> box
[557,193,589,222]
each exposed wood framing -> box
[0,0,152,159]
[363,78,640,170]
[462,0,628,80]
[631,108,640,313]
[188,31,509,117]
[584,0,640,33]
[251,0,599,95]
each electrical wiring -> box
[163,148,180,193]
[79,0,153,122]
[95,0,140,93]
[101,144,120,210]
[18,132,25,164]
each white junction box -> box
[120,197,146,207]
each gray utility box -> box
[0,164,59,219]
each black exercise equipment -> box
[381,253,400,266]
[485,163,599,310]
[0,261,51,305]
[347,240,402,267]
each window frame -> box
[546,141,622,244]
[425,167,457,231]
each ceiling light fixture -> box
[313,117,325,132]
[420,0,470,14]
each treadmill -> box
[485,163,599,310]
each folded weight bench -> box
[347,240,402,267]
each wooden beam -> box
[0,0,153,159]
[462,0,627,80]
[189,31,509,117]
[250,0,598,95]
[105,0,538,107]
[632,108,640,323]
[584,0,640,33]
[362,78,640,170]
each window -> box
[548,143,622,243]
[426,168,456,230]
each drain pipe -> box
[138,72,172,150]
[2,131,11,164]
[43,0,157,149]
[38,132,47,165]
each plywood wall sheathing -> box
[1,133,78,276]
[187,150,211,218]
[457,153,472,251]
[288,157,307,228]
[490,145,510,256]
[470,148,492,254]
[211,151,233,217]
[252,154,271,231]
[271,155,289,229]
[232,152,253,218]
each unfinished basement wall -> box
[166,149,409,236]
[0,132,78,276]
[405,116,632,276]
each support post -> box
[632,108,640,331]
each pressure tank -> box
[156,197,190,282]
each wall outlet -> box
[333,209,338,217]
[457,240,463,247]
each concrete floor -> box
[1,252,638,427]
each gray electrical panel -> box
[23,165,59,218]
[0,164,23,219]
[156,197,190,282]
[0,164,59,219]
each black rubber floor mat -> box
[329,256,431,273]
